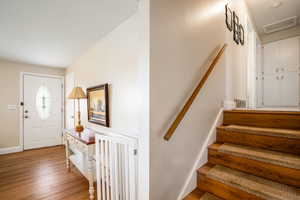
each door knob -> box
[24,116,29,119]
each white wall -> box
[65,0,149,199]
[150,0,226,199]
[150,0,260,199]
[64,1,257,199]
[0,59,65,149]
[225,0,260,104]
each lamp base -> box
[76,125,84,132]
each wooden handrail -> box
[164,44,227,141]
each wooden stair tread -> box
[217,126,300,155]
[184,188,205,200]
[209,143,300,170]
[225,110,300,115]
[208,144,300,187]
[184,189,222,200]
[200,193,223,200]
[199,164,300,200]
[218,125,300,139]
[223,110,300,130]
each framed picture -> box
[225,4,233,31]
[233,11,240,45]
[87,84,110,127]
[239,24,245,45]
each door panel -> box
[281,72,299,107]
[24,75,63,150]
[263,41,280,75]
[279,37,300,72]
[263,75,281,106]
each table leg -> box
[88,156,95,200]
[65,140,71,172]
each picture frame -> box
[233,11,240,45]
[239,24,245,45]
[225,4,233,32]
[87,84,110,127]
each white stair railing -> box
[95,132,138,200]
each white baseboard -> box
[0,146,23,155]
[177,109,224,200]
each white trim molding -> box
[0,146,22,155]
[177,109,224,200]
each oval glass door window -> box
[36,86,51,120]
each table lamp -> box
[68,87,86,132]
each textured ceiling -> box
[0,0,138,67]
[245,0,300,36]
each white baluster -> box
[129,146,136,200]
[109,141,115,200]
[119,144,124,200]
[101,140,106,200]
[96,139,101,200]
[105,140,110,200]
[113,142,119,200]
[126,146,129,200]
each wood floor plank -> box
[0,146,94,200]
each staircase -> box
[184,110,300,200]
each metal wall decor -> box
[233,11,240,45]
[225,4,245,46]
[239,24,245,45]
[225,4,233,31]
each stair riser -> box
[223,111,300,129]
[197,174,264,200]
[217,129,300,155]
[208,149,300,187]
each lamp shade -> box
[68,87,87,99]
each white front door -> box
[23,74,63,150]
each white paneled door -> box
[263,37,300,107]
[23,74,63,150]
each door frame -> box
[19,72,65,151]
[245,19,257,109]
[255,39,263,108]
[65,72,76,129]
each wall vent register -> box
[263,16,298,34]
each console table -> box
[64,128,96,200]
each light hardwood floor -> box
[0,146,93,200]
